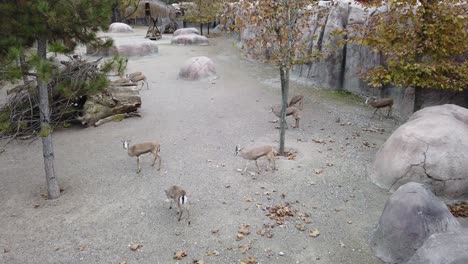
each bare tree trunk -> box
[19,54,29,84]
[200,23,203,35]
[279,0,293,155]
[37,37,60,200]
[279,65,289,155]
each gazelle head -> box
[365,96,376,105]
[235,145,242,156]
[121,139,131,149]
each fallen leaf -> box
[238,224,250,235]
[193,260,205,264]
[312,138,326,144]
[245,197,253,202]
[266,204,295,225]
[309,229,320,237]
[207,249,220,256]
[347,220,353,224]
[236,233,245,241]
[78,245,87,251]
[314,169,323,174]
[295,224,306,231]
[236,168,243,172]
[33,204,40,208]
[211,228,220,234]
[174,250,187,260]
[128,243,143,251]
[119,260,127,264]
[239,243,251,254]
[448,203,468,217]
[242,255,258,264]
[339,241,345,247]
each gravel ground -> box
[0,29,405,264]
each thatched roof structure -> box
[124,0,177,26]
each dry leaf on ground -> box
[193,260,205,264]
[236,233,245,241]
[314,168,323,174]
[239,242,251,254]
[295,224,306,231]
[448,203,468,217]
[206,249,220,256]
[78,245,87,251]
[128,243,143,251]
[241,255,258,264]
[245,197,253,202]
[256,229,273,238]
[119,260,127,264]
[238,224,250,235]
[309,229,320,237]
[174,250,187,260]
[266,204,295,225]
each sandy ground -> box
[0,28,433,264]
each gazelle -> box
[365,97,394,119]
[165,185,190,225]
[288,94,304,110]
[122,139,161,173]
[126,72,149,90]
[235,145,276,174]
[270,105,301,128]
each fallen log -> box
[94,112,141,127]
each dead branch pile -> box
[0,56,135,141]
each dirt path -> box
[0,29,400,264]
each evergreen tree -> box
[0,0,114,199]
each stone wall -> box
[234,0,468,116]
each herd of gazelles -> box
[119,75,393,224]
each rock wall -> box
[235,0,468,116]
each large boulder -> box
[171,34,209,45]
[173,27,200,36]
[406,230,468,264]
[370,182,461,263]
[179,56,216,81]
[370,104,468,198]
[108,22,133,33]
[87,36,158,57]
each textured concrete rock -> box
[406,230,468,264]
[370,182,461,263]
[179,56,216,80]
[370,104,468,198]
[87,36,158,57]
[171,34,209,45]
[108,22,133,33]
[173,28,200,36]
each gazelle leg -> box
[243,161,249,174]
[186,207,191,225]
[177,204,183,221]
[136,156,141,173]
[255,160,260,173]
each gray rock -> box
[179,56,217,80]
[370,104,468,198]
[370,182,461,263]
[108,22,133,33]
[171,34,209,45]
[406,230,468,264]
[86,36,158,57]
[173,28,200,36]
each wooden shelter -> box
[124,0,177,26]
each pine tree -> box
[0,0,114,199]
